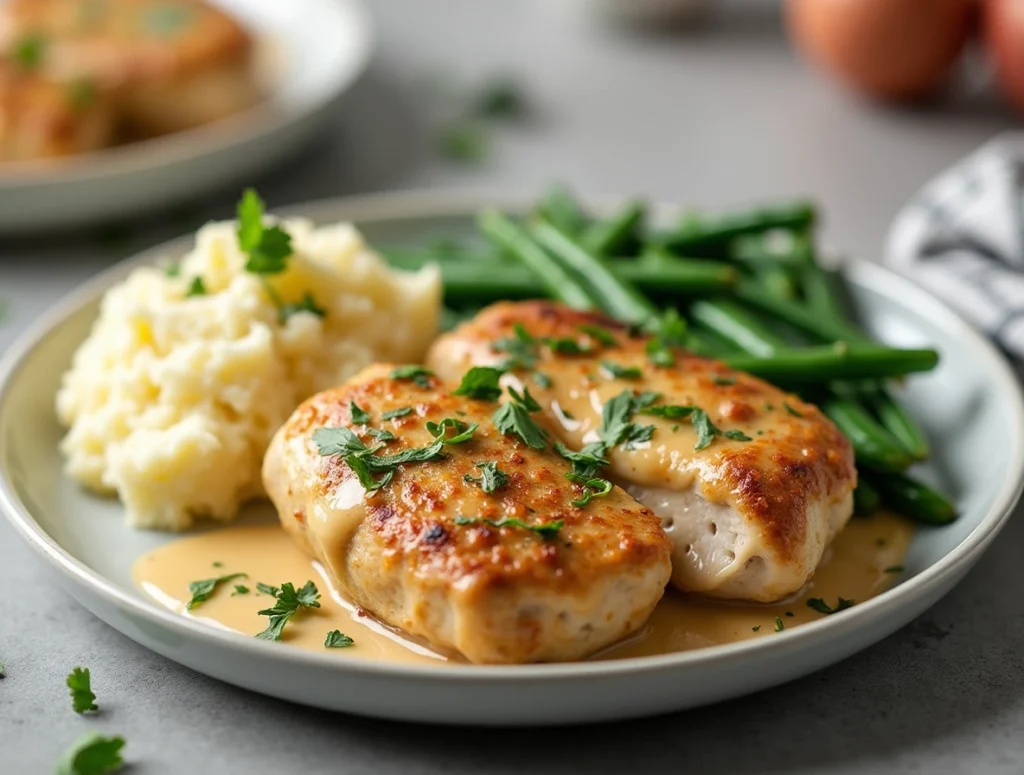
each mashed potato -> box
[56,216,440,530]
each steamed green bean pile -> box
[379,185,955,525]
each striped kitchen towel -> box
[886,132,1024,359]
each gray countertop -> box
[3,1,1023,772]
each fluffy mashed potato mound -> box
[56,218,440,531]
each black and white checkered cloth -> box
[886,133,1024,359]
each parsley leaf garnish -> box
[600,361,642,380]
[426,418,478,444]
[643,309,686,367]
[454,516,563,539]
[187,572,247,610]
[55,732,125,775]
[12,33,45,70]
[639,403,751,450]
[555,441,609,479]
[312,427,376,457]
[185,276,206,297]
[492,402,546,449]
[232,585,250,596]
[544,337,593,355]
[349,401,371,425]
[236,189,293,275]
[508,385,541,411]
[325,630,355,648]
[382,406,412,420]
[646,338,675,367]
[723,429,753,441]
[806,597,855,615]
[390,365,434,388]
[599,391,656,450]
[366,427,395,442]
[492,323,538,370]
[783,402,803,418]
[578,324,619,347]
[256,581,321,641]
[532,371,553,388]
[256,582,279,596]
[774,616,785,633]
[453,366,504,401]
[640,404,697,420]
[463,461,509,493]
[567,474,613,508]
[67,667,98,714]
[279,292,326,322]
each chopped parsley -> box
[492,323,538,370]
[279,292,326,322]
[774,616,785,633]
[366,427,395,442]
[544,337,593,355]
[492,401,546,449]
[454,516,563,539]
[567,474,613,508]
[645,339,675,367]
[187,572,247,610]
[712,376,736,386]
[463,461,509,493]
[600,361,642,380]
[232,585,250,596]
[752,625,761,632]
[256,582,279,596]
[884,565,904,574]
[382,406,413,420]
[12,33,45,70]
[256,581,321,641]
[390,365,434,388]
[452,366,504,401]
[426,418,479,444]
[508,386,541,411]
[532,371,553,389]
[236,189,292,276]
[639,404,751,450]
[55,732,125,775]
[185,276,206,297]
[324,630,355,648]
[783,402,803,418]
[578,324,619,347]
[599,391,656,450]
[807,597,855,615]
[643,309,687,367]
[67,667,98,714]
[555,441,609,479]
[348,402,371,425]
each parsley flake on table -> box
[645,339,675,367]
[348,401,371,425]
[67,667,98,714]
[390,365,434,388]
[452,366,504,401]
[325,630,355,649]
[807,597,855,615]
[236,189,293,276]
[455,516,563,539]
[256,581,321,641]
[463,461,509,493]
[55,732,125,775]
[187,572,247,610]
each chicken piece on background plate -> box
[427,300,857,603]
[0,0,260,137]
[0,65,115,161]
[262,363,673,664]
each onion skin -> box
[785,0,974,102]
[986,0,1024,113]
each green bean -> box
[734,279,865,342]
[867,472,957,525]
[476,210,594,310]
[723,344,940,382]
[582,200,646,256]
[685,327,742,358]
[690,300,787,357]
[864,387,930,460]
[529,219,657,324]
[821,399,913,472]
[853,479,881,516]
[535,185,588,236]
[729,230,814,267]
[756,265,799,300]
[661,200,817,254]
[380,246,507,268]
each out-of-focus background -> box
[5,1,1024,773]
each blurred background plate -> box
[0,0,373,234]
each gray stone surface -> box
[2,1,1023,772]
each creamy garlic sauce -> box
[133,512,913,665]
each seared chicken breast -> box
[0,0,259,137]
[427,301,857,603]
[0,66,114,161]
[263,363,672,664]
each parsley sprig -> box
[453,366,504,401]
[67,667,98,714]
[256,581,321,641]
[186,572,247,610]
[55,732,125,775]
[492,385,547,449]
[325,630,355,648]
[454,516,563,539]
[463,460,509,493]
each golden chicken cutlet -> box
[262,363,673,664]
[427,300,858,603]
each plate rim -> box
[0,0,374,189]
[2,188,1022,683]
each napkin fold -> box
[886,133,1024,359]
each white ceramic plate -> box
[2,192,1022,726]
[0,0,373,233]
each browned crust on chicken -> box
[427,300,856,574]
